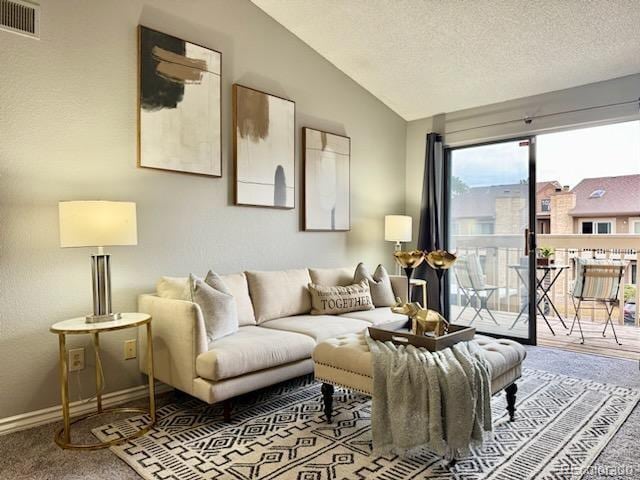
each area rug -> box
[93,368,639,479]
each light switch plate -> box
[69,348,85,372]
[124,339,137,360]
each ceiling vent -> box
[0,0,39,39]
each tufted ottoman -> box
[312,332,527,423]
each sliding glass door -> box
[446,138,536,342]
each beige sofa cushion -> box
[261,315,370,342]
[196,326,315,381]
[220,272,256,326]
[308,267,354,286]
[156,276,190,300]
[339,307,407,325]
[246,269,312,323]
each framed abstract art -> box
[303,127,351,231]
[138,26,222,176]
[233,84,295,208]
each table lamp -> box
[59,201,137,323]
[384,215,412,275]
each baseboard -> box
[0,382,173,436]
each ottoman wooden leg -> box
[321,383,334,423]
[223,399,233,422]
[505,383,518,422]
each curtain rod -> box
[444,97,640,136]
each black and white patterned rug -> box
[93,368,639,479]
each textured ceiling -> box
[251,0,640,120]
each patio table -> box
[508,263,570,335]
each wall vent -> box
[0,0,39,39]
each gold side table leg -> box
[146,321,156,422]
[58,333,70,445]
[93,333,102,413]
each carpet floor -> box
[1,346,639,479]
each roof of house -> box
[570,174,640,216]
[451,183,528,219]
[536,180,562,194]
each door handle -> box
[524,228,536,256]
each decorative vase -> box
[393,250,426,304]
[424,249,458,316]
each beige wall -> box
[0,0,406,418]
[406,74,640,234]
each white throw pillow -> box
[353,263,396,307]
[190,272,239,343]
[156,276,190,300]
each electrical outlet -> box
[69,348,85,372]
[124,339,137,360]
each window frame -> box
[579,218,616,234]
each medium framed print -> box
[233,84,295,208]
[303,127,351,231]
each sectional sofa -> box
[138,267,408,414]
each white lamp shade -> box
[384,215,412,242]
[59,201,138,248]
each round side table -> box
[50,312,155,450]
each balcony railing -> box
[450,234,640,326]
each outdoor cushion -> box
[246,269,313,323]
[196,326,315,381]
[339,307,407,325]
[261,315,370,342]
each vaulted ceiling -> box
[252,0,640,121]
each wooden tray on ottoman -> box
[368,320,475,352]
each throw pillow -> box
[308,280,374,315]
[156,276,190,300]
[190,271,239,343]
[353,263,396,307]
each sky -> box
[451,120,640,189]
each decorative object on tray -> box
[233,84,295,208]
[391,299,448,336]
[138,26,221,176]
[537,246,554,266]
[424,249,458,311]
[303,127,350,231]
[384,215,412,275]
[393,250,425,304]
[58,201,137,323]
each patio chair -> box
[454,253,499,325]
[568,258,626,345]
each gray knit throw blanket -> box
[366,338,492,457]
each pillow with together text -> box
[308,280,375,315]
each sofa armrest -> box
[138,294,207,395]
[389,275,409,303]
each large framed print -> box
[138,26,222,176]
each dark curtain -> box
[414,133,445,312]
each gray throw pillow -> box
[354,263,396,307]
[190,271,239,343]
